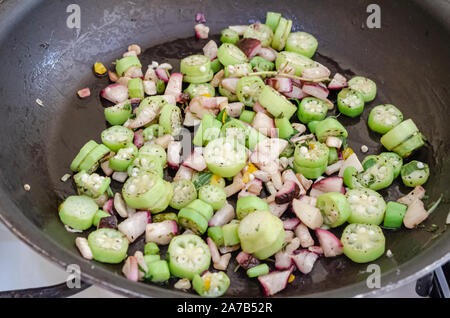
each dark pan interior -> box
[0,0,449,297]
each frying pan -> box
[0,0,449,298]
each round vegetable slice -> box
[272,18,292,51]
[348,76,377,102]
[104,100,132,126]
[159,104,182,136]
[244,23,274,47]
[275,51,315,76]
[252,228,285,259]
[139,144,167,166]
[246,264,270,278]
[178,208,209,235]
[70,140,98,172]
[78,144,111,174]
[294,141,330,168]
[122,172,166,209]
[358,156,394,191]
[383,201,407,228]
[128,154,164,178]
[183,70,214,84]
[250,56,275,73]
[101,125,134,152]
[257,85,297,119]
[168,234,211,280]
[180,54,211,77]
[346,188,386,225]
[238,210,284,255]
[217,43,248,66]
[343,166,363,189]
[316,192,351,228]
[285,31,318,58]
[368,104,403,134]
[236,76,266,107]
[337,88,365,118]
[184,83,215,99]
[400,160,430,187]
[391,133,424,158]
[88,228,129,264]
[198,184,226,211]
[379,152,403,178]
[186,199,214,221]
[380,119,419,150]
[143,124,165,141]
[152,212,178,224]
[193,271,230,297]
[218,83,239,102]
[74,171,111,198]
[115,55,142,76]
[204,137,248,178]
[314,117,348,143]
[170,180,197,210]
[109,144,138,172]
[208,226,224,247]
[59,195,98,230]
[236,196,270,220]
[293,160,327,180]
[341,224,385,263]
[265,12,282,32]
[297,97,328,123]
[221,28,239,44]
[150,181,173,213]
[224,63,252,78]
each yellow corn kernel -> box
[210,174,221,186]
[204,276,211,291]
[221,111,227,124]
[343,147,354,160]
[94,62,107,75]
[247,163,258,174]
[288,274,295,283]
[309,143,315,149]
[201,94,212,97]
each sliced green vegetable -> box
[193,271,230,297]
[169,180,197,210]
[258,85,297,119]
[184,83,215,99]
[341,224,385,263]
[297,97,328,123]
[244,23,274,47]
[348,76,377,102]
[314,117,348,143]
[145,260,171,283]
[294,141,329,168]
[59,195,98,230]
[116,55,142,76]
[144,242,160,255]
[383,201,407,228]
[358,156,394,191]
[198,184,226,211]
[93,210,111,227]
[240,109,256,124]
[204,137,248,178]
[122,172,166,209]
[250,56,275,74]
[186,199,214,221]
[265,12,282,32]
[400,160,430,187]
[101,126,134,152]
[316,192,351,228]
[246,264,270,278]
[275,51,315,76]
[152,212,178,223]
[178,208,208,235]
[180,54,211,77]
[236,76,266,107]
[128,78,144,99]
[275,117,295,139]
[285,31,318,58]
[337,88,365,118]
[78,144,111,174]
[109,145,138,172]
[217,43,248,66]
[104,100,132,126]
[368,104,403,134]
[74,171,111,198]
[222,221,240,246]
[346,188,386,225]
[221,28,239,44]
[208,226,224,247]
[88,228,129,264]
[70,140,98,172]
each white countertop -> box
[0,222,419,298]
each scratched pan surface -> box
[0,0,449,297]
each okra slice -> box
[297,97,328,123]
[152,212,178,224]
[204,137,248,178]
[224,63,252,78]
[143,124,165,141]
[258,85,297,119]
[400,160,430,187]
[70,140,98,172]
[346,188,387,225]
[104,100,132,126]
[92,210,111,227]
[170,180,197,210]
[337,88,365,118]
[144,242,160,255]
[144,254,161,267]
[343,166,363,189]
[348,76,377,102]
[122,172,166,209]
[193,271,230,297]
[379,152,403,178]
[184,83,215,99]
[221,28,239,44]
[218,83,239,102]
[139,144,167,166]
[240,109,256,124]
[316,192,351,228]
[178,208,208,235]
[294,141,330,168]
[236,76,266,107]
[88,228,129,264]
[252,228,285,260]
[159,104,182,136]
[293,161,327,180]
[74,171,111,198]
[383,201,407,228]
[341,224,385,263]
[247,264,270,278]
[391,133,425,158]
[101,126,134,152]
[285,31,318,58]
[194,113,222,147]
[115,55,142,77]
[236,195,270,220]
[217,43,248,66]
[275,117,295,139]
[168,234,211,280]
[128,78,144,99]
[368,104,403,134]
[150,181,173,214]
[59,195,98,230]
[78,144,111,174]
[272,18,292,51]
[128,154,164,178]
[244,23,274,47]
[186,199,214,221]
[208,226,224,247]
[275,51,315,76]
[250,56,275,73]
[184,70,214,84]
[358,156,394,191]
[210,58,223,74]
[180,54,212,77]
[265,12,282,32]
[328,147,339,165]
[109,144,138,172]
[147,260,171,283]
[136,96,168,116]
[222,221,240,246]
[314,117,348,143]
[380,119,419,150]
[198,184,227,211]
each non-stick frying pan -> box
[0,0,449,297]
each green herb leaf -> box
[193,172,213,190]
